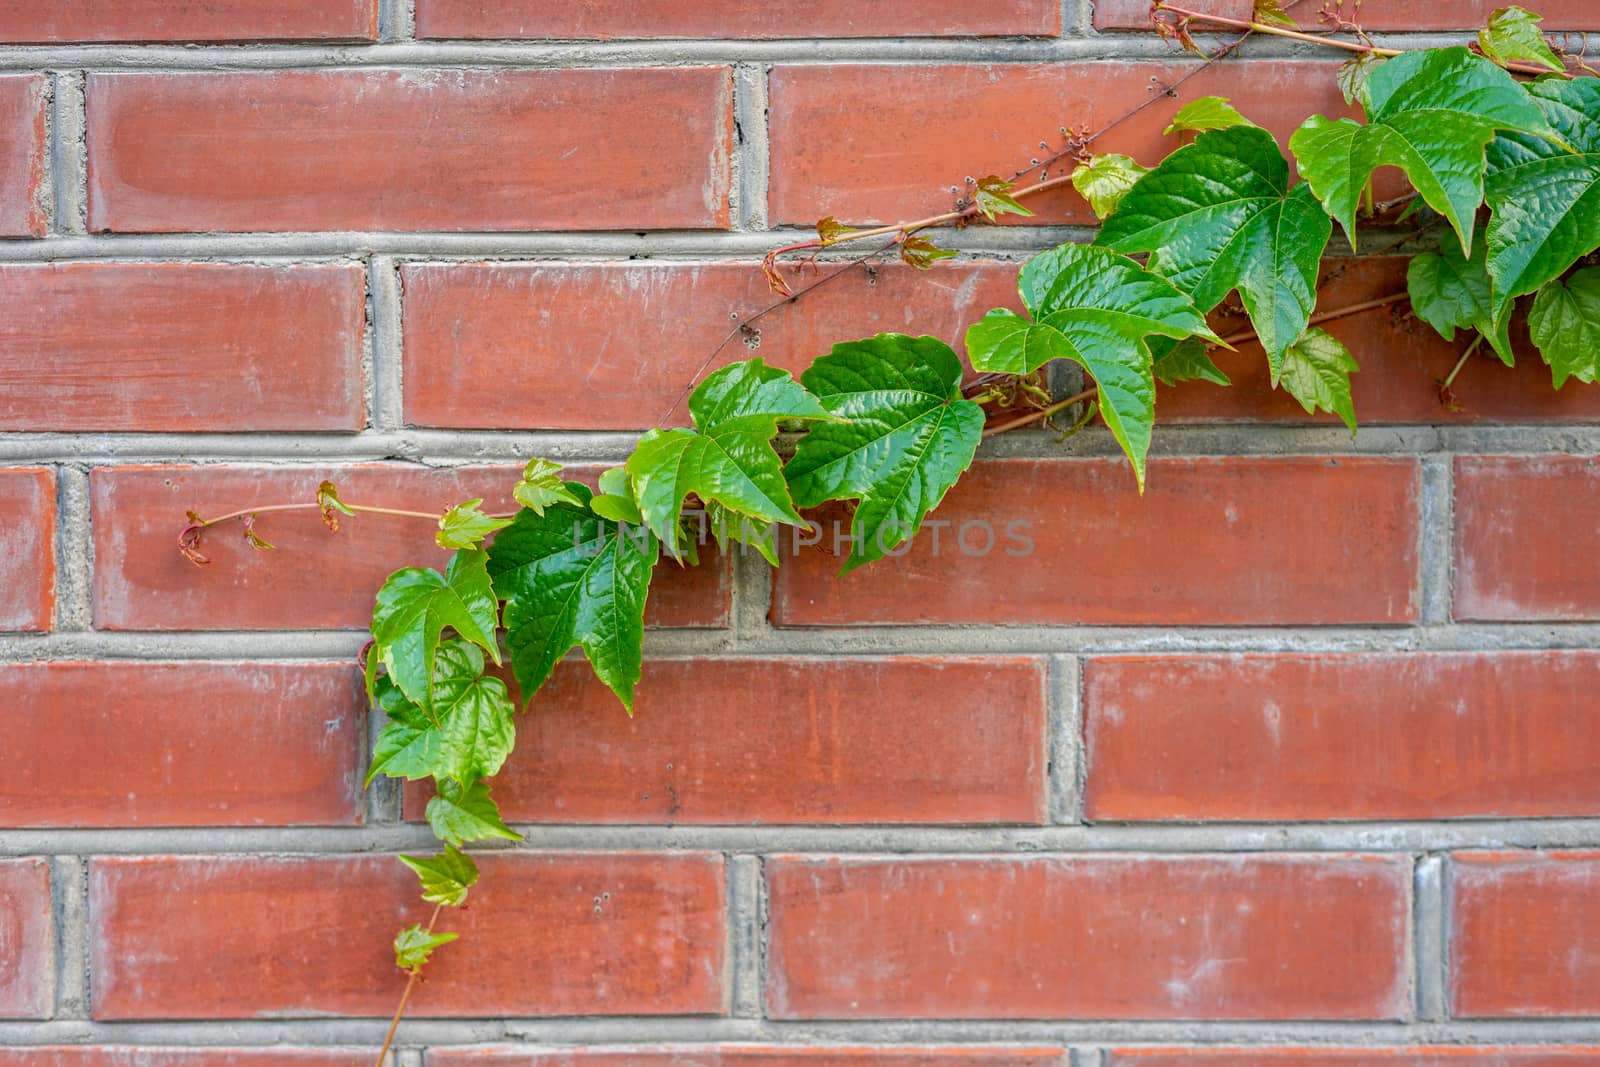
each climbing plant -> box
[171,6,1598,1062]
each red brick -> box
[91,464,729,631]
[1084,652,1600,822]
[1451,852,1600,1017]
[0,263,364,432]
[768,61,1352,227]
[0,1051,379,1067]
[1108,1051,1600,1066]
[1094,0,1596,30]
[0,859,52,1019]
[765,855,1409,1019]
[416,0,1058,38]
[86,70,732,233]
[0,0,377,42]
[0,468,53,631]
[1454,456,1600,622]
[772,457,1419,626]
[0,662,362,828]
[89,852,725,1019]
[1159,258,1600,426]
[428,1049,1067,1066]
[0,74,47,237]
[401,261,1022,430]
[408,656,1046,825]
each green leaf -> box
[425,778,521,847]
[785,334,985,573]
[625,358,829,558]
[1152,336,1231,387]
[487,485,656,712]
[1405,236,1513,363]
[436,499,513,550]
[1163,96,1255,136]
[704,500,779,566]
[370,549,500,708]
[1289,46,1557,255]
[589,467,644,525]
[1528,267,1600,388]
[1336,54,1385,108]
[1477,6,1563,73]
[366,639,516,785]
[1099,125,1331,379]
[365,672,443,786]
[1070,154,1149,219]
[1483,77,1600,341]
[513,458,585,516]
[394,924,458,971]
[1278,327,1359,434]
[974,175,1034,221]
[899,234,959,269]
[398,846,479,907]
[964,244,1217,488]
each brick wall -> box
[2,1,1600,1065]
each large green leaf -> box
[366,639,515,786]
[1406,236,1513,364]
[486,485,656,712]
[1099,125,1331,378]
[398,846,479,907]
[1483,78,1600,340]
[1528,267,1600,388]
[369,549,500,708]
[784,334,985,572]
[625,358,830,557]
[1289,47,1556,255]
[425,778,521,847]
[964,244,1217,488]
[1278,327,1359,434]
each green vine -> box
[172,7,1598,1061]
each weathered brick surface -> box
[0,74,46,238]
[0,662,363,828]
[401,261,1022,429]
[0,859,52,1019]
[1451,852,1600,1018]
[1453,456,1600,622]
[89,853,726,1019]
[773,457,1420,626]
[3,0,1600,1056]
[1084,652,1600,821]
[416,0,1060,38]
[408,656,1048,825]
[0,467,53,631]
[765,855,1410,1019]
[87,70,733,232]
[0,0,378,42]
[0,263,365,432]
[428,1051,1069,1066]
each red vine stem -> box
[373,903,444,1067]
[1156,2,1576,77]
[194,501,447,529]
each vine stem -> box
[982,387,1100,437]
[373,903,444,1067]
[1217,290,1409,347]
[1442,333,1486,390]
[1155,2,1571,76]
[194,501,448,529]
